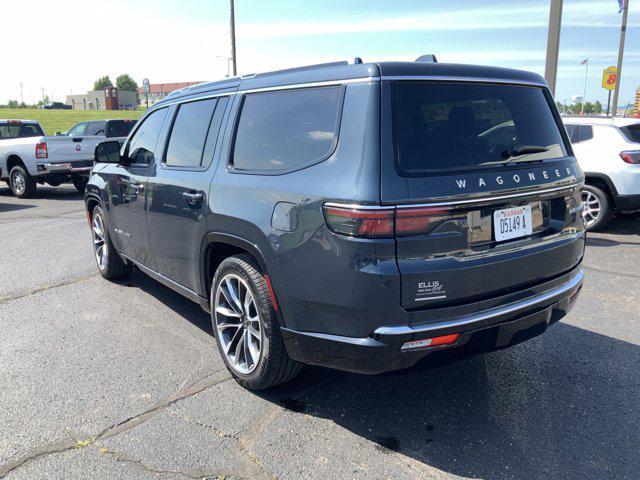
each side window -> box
[232,86,343,172]
[86,121,106,136]
[126,108,168,165]
[68,123,87,136]
[165,98,217,167]
[20,124,42,138]
[579,125,594,142]
[565,124,578,142]
[202,97,229,168]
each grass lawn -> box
[0,108,144,135]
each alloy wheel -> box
[11,171,25,196]
[214,274,262,375]
[92,214,107,270]
[581,190,601,227]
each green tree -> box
[93,76,113,90]
[7,99,19,108]
[583,102,594,114]
[593,101,603,114]
[115,74,138,92]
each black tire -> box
[91,206,131,280]
[581,185,612,231]
[211,254,301,390]
[72,175,89,193]
[9,165,36,198]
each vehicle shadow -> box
[0,202,36,213]
[600,216,640,236]
[256,323,639,479]
[0,185,84,201]
[118,268,639,478]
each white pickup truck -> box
[0,119,106,197]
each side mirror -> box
[55,132,62,136]
[94,141,121,163]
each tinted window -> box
[233,86,343,171]
[565,124,593,143]
[620,125,640,143]
[126,108,168,165]
[165,99,217,167]
[68,123,87,136]
[86,121,106,136]
[565,124,578,142]
[107,120,137,138]
[202,97,229,168]
[393,82,568,174]
[0,124,20,139]
[0,123,43,139]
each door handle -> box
[183,191,204,202]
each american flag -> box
[618,0,626,13]
[580,58,589,65]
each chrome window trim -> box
[154,77,379,109]
[380,76,548,87]
[375,269,584,337]
[324,183,581,210]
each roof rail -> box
[250,60,352,78]
[415,54,438,63]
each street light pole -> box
[544,0,563,96]
[230,0,237,76]
[612,0,630,116]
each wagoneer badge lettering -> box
[456,166,574,190]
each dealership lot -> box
[0,185,639,479]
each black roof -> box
[155,60,547,106]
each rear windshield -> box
[106,120,137,138]
[393,82,568,174]
[620,124,640,143]
[0,122,44,139]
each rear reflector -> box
[401,333,460,351]
[323,206,394,238]
[35,142,48,159]
[620,151,640,164]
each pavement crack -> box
[0,375,231,477]
[93,446,231,479]
[0,272,98,305]
[233,405,282,480]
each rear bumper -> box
[36,160,94,175]
[282,268,583,374]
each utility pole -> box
[612,0,629,116]
[19,82,23,104]
[581,59,589,115]
[230,0,237,76]
[544,0,563,96]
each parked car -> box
[0,119,103,197]
[42,102,72,110]
[58,119,137,146]
[85,59,585,390]
[562,116,640,230]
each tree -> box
[7,99,19,108]
[93,76,113,90]
[116,74,138,92]
[593,101,603,114]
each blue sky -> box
[2,0,639,108]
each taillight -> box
[395,207,450,236]
[35,142,48,159]
[620,151,640,164]
[323,205,451,238]
[323,206,394,238]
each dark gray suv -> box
[85,59,585,390]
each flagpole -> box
[612,0,629,116]
[581,59,588,115]
[544,0,563,96]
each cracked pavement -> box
[1,185,639,479]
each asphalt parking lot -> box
[0,184,639,480]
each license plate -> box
[493,205,532,242]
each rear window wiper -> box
[500,145,549,165]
